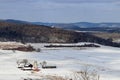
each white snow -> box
[0,42,120,80]
[113,39,120,43]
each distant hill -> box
[0,19,120,47]
[73,22,120,28]
[1,19,120,33]
[32,22,120,33]
[32,22,120,28]
[3,19,31,24]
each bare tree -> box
[17,59,28,67]
[40,61,47,68]
[72,65,100,80]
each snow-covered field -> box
[0,42,120,80]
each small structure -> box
[17,59,28,68]
[33,61,40,72]
[40,61,57,69]
[21,64,33,71]
[17,59,33,71]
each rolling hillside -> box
[0,20,120,47]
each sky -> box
[1,0,120,23]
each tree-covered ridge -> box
[0,20,119,47]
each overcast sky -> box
[1,0,120,23]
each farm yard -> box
[0,42,120,80]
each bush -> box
[36,48,41,52]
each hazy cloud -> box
[0,0,120,3]
[0,0,120,22]
[43,0,120,3]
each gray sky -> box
[1,0,120,23]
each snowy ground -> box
[113,39,120,43]
[0,42,120,80]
